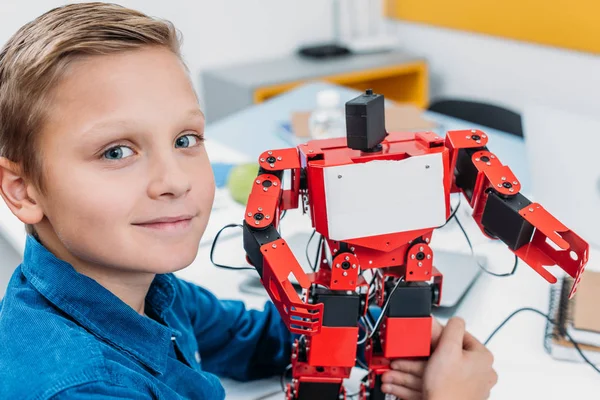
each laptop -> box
[523,104,600,251]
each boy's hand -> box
[380,318,497,400]
[423,317,497,400]
[380,318,444,399]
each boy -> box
[0,3,496,399]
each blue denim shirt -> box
[0,235,292,399]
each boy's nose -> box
[146,154,191,199]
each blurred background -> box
[0,1,599,398]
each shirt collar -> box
[20,235,178,375]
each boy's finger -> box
[431,318,444,348]
[437,317,465,351]
[463,330,486,352]
[381,383,422,400]
[381,370,423,391]
[389,359,426,376]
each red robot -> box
[242,90,589,400]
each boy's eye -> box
[175,134,200,148]
[103,146,134,160]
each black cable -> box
[305,229,317,271]
[313,235,324,272]
[369,277,404,338]
[280,364,292,393]
[485,307,600,374]
[453,213,519,277]
[210,223,255,271]
[438,195,462,228]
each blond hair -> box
[0,2,182,236]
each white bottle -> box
[309,90,346,140]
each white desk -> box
[177,82,599,399]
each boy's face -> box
[35,47,214,274]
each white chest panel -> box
[322,153,447,241]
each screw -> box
[277,156,282,161]
[502,176,506,181]
[471,129,477,133]
[369,260,373,264]
[475,158,480,162]
[529,208,534,212]
[343,271,348,277]
[513,181,518,185]
[420,246,424,251]
[491,155,496,159]
[309,150,314,153]
[411,254,416,260]
[466,136,471,139]
[509,188,514,192]
[345,256,350,261]
[352,264,357,269]
[291,354,297,359]
[263,187,268,192]
[336,264,340,268]
[323,259,327,264]
[260,158,265,162]
[272,244,277,249]
[247,212,252,216]
[418,262,423,267]
[256,179,261,184]
[498,184,502,187]
[338,175,342,179]
[270,163,275,168]
[254,221,260,225]
[482,135,487,138]
[486,162,492,166]
[273,182,278,186]
[350,247,355,251]
[265,215,270,219]
[427,254,432,259]
[425,238,430,243]
[476,140,481,144]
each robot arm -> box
[242,148,323,335]
[446,130,588,298]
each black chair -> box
[428,99,523,138]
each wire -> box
[438,195,462,228]
[485,307,600,374]
[305,229,317,271]
[210,223,255,271]
[280,364,292,393]
[453,213,519,277]
[369,277,404,339]
[313,235,324,272]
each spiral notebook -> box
[544,272,600,365]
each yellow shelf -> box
[253,60,429,109]
[384,0,600,54]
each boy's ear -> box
[0,157,44,225]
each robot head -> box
[345,89,387,152]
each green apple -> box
[227,162,260,205]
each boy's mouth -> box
[132,214,195,232]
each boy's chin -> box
[135,247,198,275]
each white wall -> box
[0,0,339,107]
[385,20,600,115]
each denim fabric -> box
[0,235,292,399]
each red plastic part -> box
[516,203,589,298]
[260,239,323,335]
[405,243,433,281]
[308,326,359,367]
[382,317,432,358]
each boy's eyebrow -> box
[81,108,205,138]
